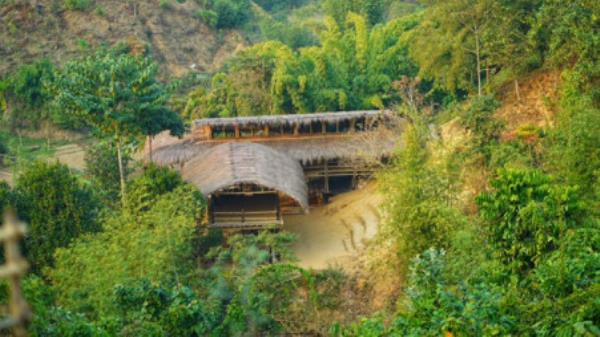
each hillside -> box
[0,0,246,77]
[0,1,597,336]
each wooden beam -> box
[234,125,240,138]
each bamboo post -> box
[324,161,330,194]
[0,210,30,337]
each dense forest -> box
[0,0,598,336]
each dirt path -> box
[54,144,86,171]
[283,182,383,270]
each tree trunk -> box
[514,79,521,102]
[116,139,126,206]
[147,135,153,163]
[475,34,482,97]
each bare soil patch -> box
[283,182,383,270]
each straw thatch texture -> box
[152,129,403,166]
[193,110,391,128]
[182,142,309,210]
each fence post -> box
[0,210,31,337]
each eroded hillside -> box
[0,0,246,77]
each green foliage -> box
[14,162,101,271]
[323,0,387,26]
[50,49,184,201]
[380,122,465,259]
[84,142,131,204]
[0,59,55,130]
[159,0,172,10]
[459,96,503,163]
[255,13,317,49]
[23,276,109,337]
[532,0,600,99]
[254,0,307,13]
[124,164,185,216]
[64,0,93,11]
[412,0,598,97]
[392,249,515,337]
[48,169,204,315]
[545,70,600,201]
[51,49,184,141]
[194,9,218,28]
[477,169,586,276]
[186,13,419,117]
[197,0,251,29]
[339,168,599,336]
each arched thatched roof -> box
[181,142,309,210]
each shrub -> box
[64,0,93,11]
[159,0,172,10]
[85,142,130,205]
[48,168,204,315]
[194,9,218,28]
[94,5,106,16]
[14,162,101,271]
[477,169,586,275]
[212,0,251,29]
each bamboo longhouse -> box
[151,110,405,229]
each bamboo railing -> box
[0,211,30,337]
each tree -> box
[412,0,500,96]
[13,162,101,271]
[187,13,420,117]
[85,142,131,205]
[50,50,184,205]
[48,168,204,315]
[323,0,387,26]
[379,119,464,260]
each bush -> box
[159,0,172,10]
[212,0,251,29]
[195,9,218,28]
[124,164,185,216]
[64,0,93,11]
[48,168,204,315]
[477,169,586,276]
[460,96,503,164]
[14,162,101,271]
[85,142,130,205]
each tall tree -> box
[412,0,499,96]
[14,162,101,271]
[50,50,184,204]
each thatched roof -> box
[193,110,392,128]
[152,126,403,166]
[181,142,309,210]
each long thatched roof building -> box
[150,110,404,229]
